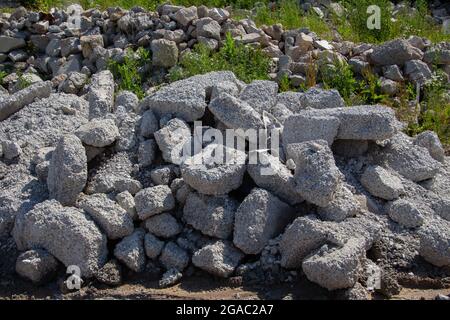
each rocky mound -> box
[0,3,449,300]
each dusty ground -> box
[1,274,449,300]
[1,236,450,301]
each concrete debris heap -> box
[0,3,449,300]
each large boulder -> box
[233,188,294,255]
[13,200,108,278]
[47,134,87,206]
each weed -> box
[278,74,291,92]
[408,71,450,145]
[169,32,271,83]
[319,60,357,104]
[107,47,150,99]
[0,71,7,85]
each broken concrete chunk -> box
[234,188,294,255]
[316,184,360,222]
[13,200,108,278]
[360,165,404,200]
[114,228,146,272]
[208,93,265,131]
[134,185,175,220]
[0,81,52,121]
[154,118,191,164]
[299,88,345,109]
[414,131,445,163]
[302,238,366,290]
[138,139,157,167]
[387,199,424,228]
[88,70,114,120]
[370,39,423,65]
[159,241,189,271]
[239,80,278,113]
[115,191,137,220]
[247,151,302,205]
[418,219,450,267]
[145,213,182,238]
[181,143,246,195]
[140,110,159,138]
[144,233,165,259]
[379,133,441,182]
[192,240,244,278]
[75,119,119,147]
[15,249,58,284]
[283,114,340,146]
[287,140,342,207]
[183,192,238,239]
[140,71,237,122]
[77,193,134,240]
[47,134,87,206]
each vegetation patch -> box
[107,47,150,99]
[169,33,271,83]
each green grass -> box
[169,32,271,83]
[337,0,450,43]
[0,71,7,85]
[107,47,150,99]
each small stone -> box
[16,249,58,284]
[360,166,404,200]
[159,242,189,271]
[387,199,424,229]
[114,228,146,273]
[144,233,165,259]
[192,240,244,278]
[144,213,182,238]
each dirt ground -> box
[1,274,449,300]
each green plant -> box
[169,32,271,83]
[16,73,33,90]
[319,60,357,104]
[278,74,291,92]
[358,67,389,104]
[407,71,450,146]
[107,47,150,99]
[0,71,7,85]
